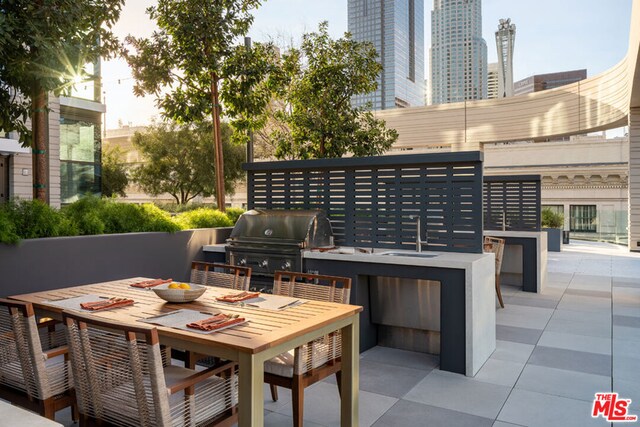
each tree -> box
[131,121,244,205]
[231,22,398,160]
[124,0,262,211]
[101,145,128,198]
[0,0,124,202]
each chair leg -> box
[72,400,80,422]
[335,371,342,397]
[269,384,279,402]
[496,274,505,308]
[43,398,55,420]
[292,376,304,427]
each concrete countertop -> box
[303,247,493,269]
[203,243,226,253]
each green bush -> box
[0,209,19,244]
[225,207,245,224]
[155,202,215,213]
[61,196,106,235]
[138,204,182,232]
[174,208,233,229]
[1,199,71,240]
[541,208,564,229]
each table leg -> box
[340,316,359,427]
[238,352,264,427]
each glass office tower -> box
[431,0,487,104]
[349,0,425,110]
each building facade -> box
[513,69,587,96]
[430,0,487,104]
[495,18,515,98]
[487,62,498,99]
[348,0,425,110]
[484,134,629,244]
[0,64,104,207]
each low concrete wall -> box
[0,228,232,296]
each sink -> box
[378,251,438,258]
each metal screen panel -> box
[245,152,484,253]
[483,175,541,231]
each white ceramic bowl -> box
[152,283,206,303]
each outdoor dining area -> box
[0,151,554,426]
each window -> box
[570,205,597,233]
[60,116,101,203]
[543,205,564,216]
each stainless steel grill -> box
[225,209,334,284]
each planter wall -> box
[543,227,562,252]
[0,228,232,296]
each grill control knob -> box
[259,259,269,268]
[238,258,247,266]
[281,261,291,271]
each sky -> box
[102,0,633,130]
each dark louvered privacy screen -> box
[245,152,484,253]
[484,175,541,231]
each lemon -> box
[179,283,191,290]
[168,283,180,289]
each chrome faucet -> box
[411,215,422,252]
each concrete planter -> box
[0,228,232,296]
[543,227,562,252]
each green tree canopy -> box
[131,121,244,205]
[101,145,128,198]
[228,22,398,160]
[124,0,262,210]
[0,0,124,201]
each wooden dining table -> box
[9,277,363,427]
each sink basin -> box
[378,251,438,258]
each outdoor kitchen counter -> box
[303,247,496,377]
[203,243,227,253]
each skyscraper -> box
[430,0,487,104]
[495,18,516,98]
[487,62,499,99]
[348,0,425,110]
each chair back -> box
[273,271,351,304]
[484,236,506,274]
[191,261,251,290]
[63,311,171,427]
[0,299,59,400]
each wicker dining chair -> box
[484,236,506,308]
[265,271,352,427]
[63,310,238,427]
[190,261,251,291]
[0,299,76,422]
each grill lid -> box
[229,209,333,248]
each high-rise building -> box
[348,0,425,110]
[495,18,516,98]
[487,62,498,99]
[430,0,488,104]
[513,69,587,96]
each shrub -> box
[174,208,232,229]
[139,204,181,232]
[155,202,214,213]
[541,208,564,229]
[1,199,69,239]
[61,196,106,235]
[225,207,245,224]
[0,209,19,244]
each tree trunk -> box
[210,76,225,212]
[32,87,48,202]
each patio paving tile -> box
[360,346,439,371]
[323,358,431,398]
[563,288,611,298]
[271,382,397,427]
[497,388,609,427]
[613,314,640,328]
[612,276,640,288]
[502,295,558,309]
[537,330,611,355]
[613,338,640,359]
[262,412,325,427]
[527,346,611,377]
[472,358,525,387]
[556,294,612,313]
[492,422,525,427]
[515,364,611,402]
[372,400,493,427]
[495,305,554,329]
[491,340,535,363]
[496,325,543,345]
[612,378,640,404]
[403,370,511,419]
[544,310,611,338]
[613,325,640,342]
